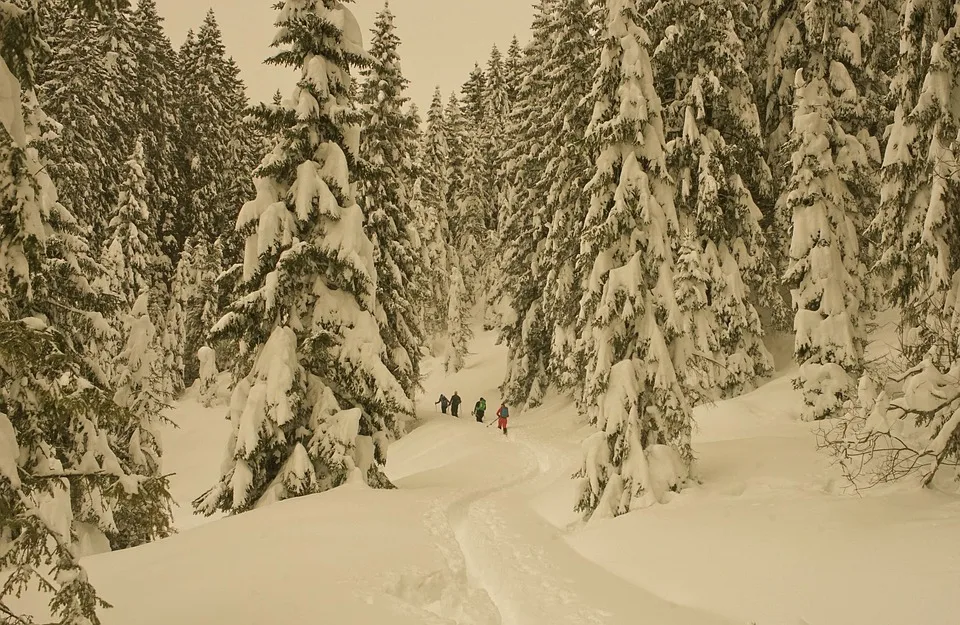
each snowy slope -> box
[18,325,957,625]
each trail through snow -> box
[391,331,736,625]
[17,324,955,625]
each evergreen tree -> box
[419,87,452,336]
[443,92,467,215]
[574,0,692,520]
[159,238,195,395]
[110,291,173,548]
[654,0,774,397]
[872,0,960,365]
[0,8,172,616]
[130,0,182,274]
[444,256,472,372]
[504,35,523,105]
[824,1,960,488]
[178,11,233,247]
[100,137,157,308]
[781,0,875,421]
[195,0,411,516]
[358,3,427,400]
[497,0,557,408]
[37,3,138,249]
[537,0,600,394]
[460,63,487,127]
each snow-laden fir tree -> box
[460,63,487,127]
[654,0,774,398]
[0,7,172,618]
[824,0,960,489]
[872,0,960,365]
[130,0,183,272]
[443,92,467,215]
[444,254,473,373]
[37,3,138,248]
[110,291,173,548]
[537,0,600,394]
[159,237,196,395]
[418,87,452,336]
[182,236,223,387]
[781,0,877,421]
[195,0,412,515]
[178,11,234,247]
[357,3,427,400]
[99,137,157,308]
[497,0,557,408]
[574,0,693,520]
[504,35,523,105]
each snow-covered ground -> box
[31,326,958,624]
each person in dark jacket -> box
[450,391,462,417]
[435,394,449,414]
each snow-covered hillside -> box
[16,328,953,625]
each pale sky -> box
[152,0,534,110]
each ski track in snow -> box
[402,330,737,625]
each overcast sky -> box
[152,0,534,110]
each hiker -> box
[496,402,509,436]
[450,391,462,417]
[435,394,449,414]
[473,397,486,423]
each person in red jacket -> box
[495,402,509,436]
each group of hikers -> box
[435,392,510,435]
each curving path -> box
[388,409,738,625]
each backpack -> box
[479,399,486,411]
[499,405,509,418]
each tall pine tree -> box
[780,0,876,421]
[654,0,774,398]
[575,0,692,520]
[357,3,427,400]
[195,0,412,515]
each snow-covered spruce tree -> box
[483,44,510,232]
[0,7,171,618]
[37,3,138,249]
[194,0,412,515]
[574,0,693,520]
[872,0,960,365]
[182,237,223,387]
[460,63,487,127]
[478,44,513,331]
[444,253,473,373]
[497,0,556,408]
[130,0,182,274]
[177,10,252,250]
[357,3,427,400]
[782,0,877,421]
[99,137,157,308]
[158,236,196,396]
[443,92,467,216]
[418,87,453,336]
[110,291,172,548]
[653,0,774,398]
[537,0,600,395]
[504,35,523,106]
[820,2,960,489]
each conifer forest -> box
[1,1,959,623]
